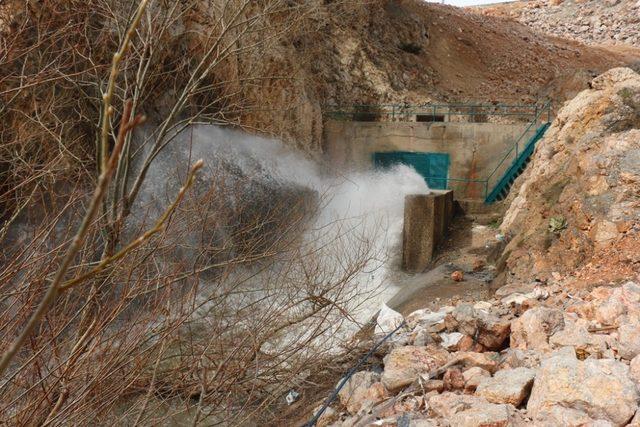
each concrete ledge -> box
[402,191,454,273]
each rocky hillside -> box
[500,67,640,288]
[240,0,640,151]
[479,0,640,48]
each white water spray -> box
[135,125,430,334]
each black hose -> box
[303,320,406,426]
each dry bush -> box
[0,1,380,425]
[0,169,381,425]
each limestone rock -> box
[549,316,608,358]
[476,367,536,406]
[631,354,640,385]
[497,68,640,286]
[448,304,510,350]
[439,332,464,350]
[408,419,438,427]
[449,402,513,427]
[423,379,444,393]
[443,367,465,391]
[527,352,639,426]
[337,371,381,414]
[411,327,434,346]
[375,303,405,335]
[456,334,485,352]
[595,298,625,325]
[618,321,640,360]
[462,366,491,392]
[451,270,464,282]
[591,282,640,326]
[453,351,500,374]
[427,392,514,427]
[495,282,538,298]
[313,406,339,427]
[533,405,618,427]
[382,345,449,391]
[499,348,542,370]
[406,307,449,329]
[510,307,564,351]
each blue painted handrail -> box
[484,122,550,203]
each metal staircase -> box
[484,109,551,203]
[485,123,550,203]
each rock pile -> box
[481,0,640,47]
[316,279,640,426]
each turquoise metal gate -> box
[373,151,450,190]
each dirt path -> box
[388,216,501,315]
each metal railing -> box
[424,101,552,201]
[324,102,550,123]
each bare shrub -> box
[0,1,380,425]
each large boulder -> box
[510,307,565,351]
[381,345,449,391]
[406,307,451,329]
[498,348,543,370]
[375,303,405,335]
[462,367,491,392]
[527,350,639,426]
[476,367,536,407]
[549,316,609,358]
[591,282,640,325]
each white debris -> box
[375,303,405,335]
[439,332,464,350]
[286,390,300,405]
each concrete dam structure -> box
[323,103,552,202]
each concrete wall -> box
[323,120,525,200]
[402,191,454,273]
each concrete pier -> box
[402,191,454,273]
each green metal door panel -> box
[373,151,449,190]
[425,152,449,190]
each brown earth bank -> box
[304,68,640,427]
